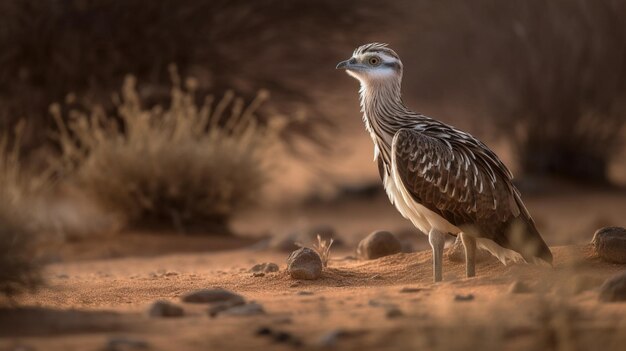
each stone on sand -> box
[357,230,402,260]
[598,271,626,302]
[386,307,404,319]
[148,300,184,317]
[592,227,626,263]
[454,294,475,302]
[181,288,245,305]
[447,235,492,263]
[222,302,265,316]
[249,262,279,273]
[287,248,323,280]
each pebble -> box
[592,227,626,263]
[256,326,273,336]
[454,294,475,302]
[287,248,323,280]
[386,307,404,318]
[222,302,265,316]
[181,288,245,305]
[598,271,626,302]
[147,300,184,317]
[249,262,280,273]
[255,326,302,346]
[356,230,402,260]
[297,291,314,296]
[400,287,424,293]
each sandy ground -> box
[2,97,626,350]
[2,188,626,351]
[2,243,626,351]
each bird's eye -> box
[368,56,381,66]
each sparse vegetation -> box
[313,234,334,267]
[53,67,281,233]
[471,0,626,182]
[0,0,392,153]
[0,123,44,296]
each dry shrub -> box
[0,0,393,153]
[0,123,44,296]
[394,0,625,183]
[53,68,281,233]
[473,0,626,183]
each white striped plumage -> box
[337,43,553,281]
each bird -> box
[336,43,552,282]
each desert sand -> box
[2,190,626,351]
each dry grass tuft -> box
[53,67,282,233]
[313,234,334,267]
[0,123,44,296]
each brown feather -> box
[392,129,552,263]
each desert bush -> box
[53,67,281,233]
[473,0,626,183]
[0,0,393,153]
[0,123,43,296]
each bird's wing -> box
[391,128,552,263]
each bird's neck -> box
[359,78,408,157]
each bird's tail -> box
[505,217,553,266]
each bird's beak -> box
[336,59,351,70]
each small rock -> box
[287,248,323,280]
[252,272,265,277]
[181,288,245,305]
[592,227,626,263]
[274,331,293,343]
[148,300,184,317]
[386,307,404,319]
[454,294,475,301]
[599,271,626,302]
[256,326,273,336]
[400,287,424,293]
[447,235,491,263]
[106,337,149,351]
[357,231,402,260]
[297,291,314,296]
[222,302,265,316]
[508,281,533,294]
[249,262,280,273]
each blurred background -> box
[1,0,626,293]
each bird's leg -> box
[428,229,446,282]
[460,233,476,278]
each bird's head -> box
[336,43,403,86]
